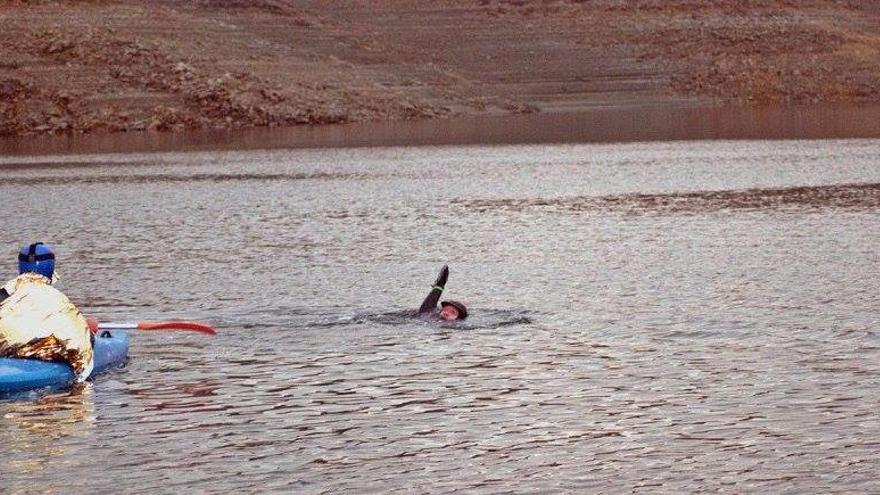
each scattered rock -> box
[0,78,30,101]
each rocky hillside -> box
[1,0,879,136]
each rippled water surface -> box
[1,139,880,493]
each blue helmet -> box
[18,242,55,280]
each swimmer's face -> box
[439,305,461,321]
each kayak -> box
[0,330,129,395]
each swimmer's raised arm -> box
[418,264,449,314]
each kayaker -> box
[418,264,468,321]
[0,243,94,382]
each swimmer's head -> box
[440,300,468,321]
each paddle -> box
[86,317,216,335]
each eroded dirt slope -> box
[2,0,879,136]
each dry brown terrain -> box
[2,0,880,136]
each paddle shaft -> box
[96,321,216,334]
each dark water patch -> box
[0,171,372,186]
[0,160,157,171]
[455,182,880,216]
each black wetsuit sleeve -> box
[0,287,8,304]
[418,265,449,314]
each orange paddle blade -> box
[137,321,217,334]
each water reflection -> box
[3,104,880,157]
[0,388,95,482]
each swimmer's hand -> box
[433,264,449,291]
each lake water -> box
[1,136,880,493]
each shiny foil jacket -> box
[0,273,93,381]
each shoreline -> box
[3,103,880,159]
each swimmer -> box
[417,264,468,321]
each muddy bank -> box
[2,1,880,137]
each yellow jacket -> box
[0,273,93,381]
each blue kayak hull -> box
[0,330,129,394]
